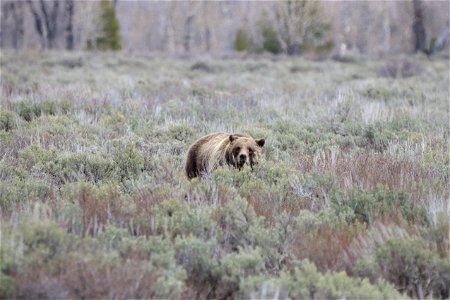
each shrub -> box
[19,144,117,184]
[99,111,126,133]
[0,228,18,298]
[190,62,214,73]
[216,248,265,297]
[426,211,450,257]
[57,152,116,184]
[20,220,66,263]
[13,100,41,121]
[12,100,71,121]
[0,109,17,131]
[19,143,56,171]
[234,28,250,52]
[155,199,214,239]
[112,142,145,182]
[99,226,187,298]
[331,186,428,226]
[354,238,449,299]
[291,210,364,271]
[175,235,219,298]
[168,123,195,143]
[0,177,50,212]
[262,25,282,54]
[242,260,404,299]
[378,59,423,78]
[2,222,186,299]
[75,182,122,236]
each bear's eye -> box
[235,147,240,152]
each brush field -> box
[0,51,449,299]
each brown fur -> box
[185,132,265,179]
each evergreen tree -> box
[88,0,122,51]
[234,28,250,52]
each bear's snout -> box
[239,154,247,164]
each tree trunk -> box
[183,15,194,53]
[27,0,61,49]
[413,0,427,53]
[0,3,6,48]
[383,3,391,54]
[65,0,74,50]
[27,0,46,48]
[39,0,59,49]
[205,28,211,52]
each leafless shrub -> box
[16,259,162,299]
[190,61,214,73]
[378,58,423,78]
[290,221,363,272]
[344,219,417,265]
[295,148,448,202]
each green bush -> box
[21,220,66,263]
[57,152,116,183]
[0,228,18,298]
[155,198,214,239]
[354,238,449,299]
[167,123,195,143]
[175,235,219,297]
[217,248,266,297]
[1,222,187,299]
[235,28,250,52]
[19,144,116,184]
[331,186,428,225]
[0,109,17,131]
[100,226,187,297]
[242,260,404,299]
[19,143,56,170]
[13,100,41,121]
[0,274,14,299]
[112,142,145,182]
[0,177,49,211]
[12,100,71,121]
[262,25,282,54]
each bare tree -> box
[65,0,74,50]
[1,1,25,49]
[27,0,44,48]
[413,0,427,53]
[273,0,330,55]
[382,3,391,54]
[183,15,194,53]
[202,2,212,52]
[27,0,60,49]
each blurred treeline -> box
[1,0,448,56]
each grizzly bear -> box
[185,132,265,179]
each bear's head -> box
[227,134,265,169]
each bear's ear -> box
[229,135,237,142]
[256,139,265,147]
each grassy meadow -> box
[0,51,449,299]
